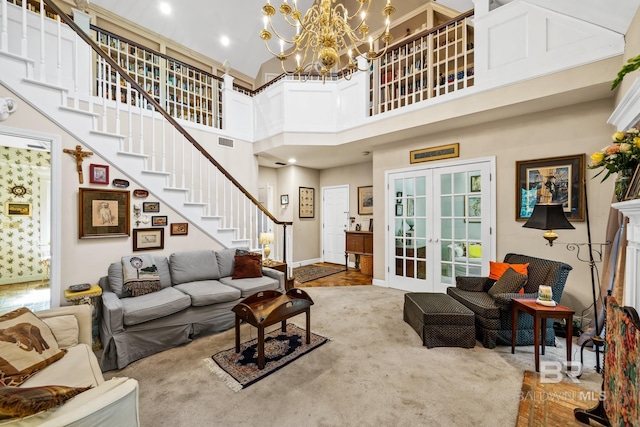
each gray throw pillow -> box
[215,247,248,278]
[488,267,527,298]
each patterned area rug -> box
[516,370,600,426]
[204,324,328,392]
[293,264,343,284]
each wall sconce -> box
[0,97,18,121]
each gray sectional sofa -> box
[98,248,284,371]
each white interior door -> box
[322,185,349,265]
[387,159,494,293]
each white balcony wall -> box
[473,0,625,88]
[222,75,254,141]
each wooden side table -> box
[511,298,574,372]
[265,261,295,290]
[64,285,103,350]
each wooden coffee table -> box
[511,298,574,372]
[232,288,314,369]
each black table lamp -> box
[523,203,575,246]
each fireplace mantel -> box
[612,199,640,311]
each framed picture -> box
[89,164,109,184]
[142,202,160,213]
[358,186,373,215]
[299,187,314,218]
[133,228,164,251]
[152,215,167,226]
[395,203,403,216]
[280,194,289,205]
[410,143,459,164]
[368,218,373,232]
[624,164,640,200]
[468,196,481,217]
[515,154,585,221]
[78,188,130,238]
[470,175,481,192]
[170,222,188,235]
[4,202,32,217]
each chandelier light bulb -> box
[361,11,366,20]
[263,16,268,29]
[296,54,301,67]
[280,39,284,54]
[369,36,373,51]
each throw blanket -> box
[121,255,161,297]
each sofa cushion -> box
[170,250,221,285]
[0,308,66,387]
[173,281,241,306]
[0,384,91,420]
[488,268,527,297]
[121,287,191,326]
[215,247,248,278]
[108,256,171,298]
[232,253,263,279]
[219,275,279,297]
[41,315,79,350]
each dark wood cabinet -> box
[345,231,373,270]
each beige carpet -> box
[103,286,602,427]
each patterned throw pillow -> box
[232,253,263,279]
[0,308,66,387]
[488,267,527,298]
[489,261,529,294]
[0,384,91,420]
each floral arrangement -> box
[589,128,640,181]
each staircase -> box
[0,0,290,256]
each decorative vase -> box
[615,168,634,202]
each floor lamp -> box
[523,182,607,373]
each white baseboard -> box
[290,258,323,268]
[372,278,388,287]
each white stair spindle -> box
[39,0,45,82]
[198,154,203,204]
[56,14,62,87]
[190,144,195,202]
[161,116,166,173]
[150,108,156,171]
[223,178,227,228]
[115,75,121,138]
[127,83,133,151]
[180,135,185,189]
[1,0,8,52]
[171,127,176,187]
[21,0,27,60]
[73,33,79,109]
[139,93,144,155]
[102,60,108,131]
[207,163,211,216]
[214,169,219,217]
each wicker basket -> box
[360,255,373,276]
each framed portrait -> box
[152,215,167,226]
[624,164,640,201]
[358,186,373,215]
[395,203,403,216]
[468,196,481,217]
[142,202,160,213]
[78,188,130,238]
[299,187,314,218]
[89,164,109,184]
[280,194,289,205]
[170,222,188,235]
[515,154,585,221]
[133,228,164,251]
[4,202,32,217]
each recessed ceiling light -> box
[288,158,296,163]
[159,2,171,15]
[220,36,230,47]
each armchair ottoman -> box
[404,293,476,348]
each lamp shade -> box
[259,232,274,244]
[523,204,575,231]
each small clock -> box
[10,185,27,197]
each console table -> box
[232,289,314,369]
[345,230,373,271]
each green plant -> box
[611,54,640,90]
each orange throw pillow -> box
[489,262,529,293]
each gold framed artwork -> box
[4,202,32,217]
[152,216,168,226]
[170,223,188,235]
[299,187,314,218]
[410,143,459,164]
[515,154,585,222]
[624,164,640,201]
[78,188,130,238]
[358,186,373,215]
[133,228,164,251]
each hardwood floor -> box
[0,280,50,315]
[295,263,372,287]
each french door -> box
[387,158,494,293]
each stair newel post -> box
[39,0,45,82]
[282,223,288,281]
[2,0,8,53]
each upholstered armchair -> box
[446,253,573,348]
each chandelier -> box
[260,0,395,82]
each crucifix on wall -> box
[63,145,93,184]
